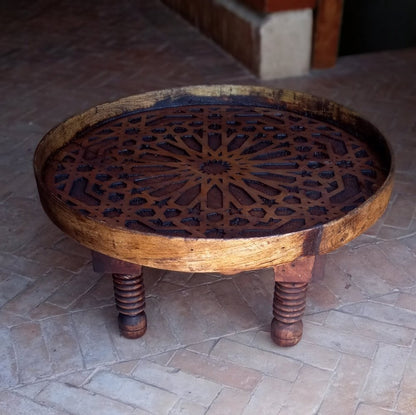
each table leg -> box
[91,251,147,339]
[113,272,147,339]
[272,256,315,347]
[271,281,308,347]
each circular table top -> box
[34,85,393,272]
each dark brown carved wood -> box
[34,85,394,346]
[40,97,389,241]
[112,272,147,339]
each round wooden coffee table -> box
[34,85,393,347]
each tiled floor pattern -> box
[1,1,415,414]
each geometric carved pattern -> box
[43,104,388,238]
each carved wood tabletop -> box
[34,85,393,346]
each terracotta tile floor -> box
[1,1,415,414]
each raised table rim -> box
[34,85,394,273]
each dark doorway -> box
[339,0,416,55]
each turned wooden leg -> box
[271,281,308,347]
[272,256,315,347]
[112,272,147,339]
[91,251,147,339]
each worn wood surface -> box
[273,255,315,283]
[34,85,393,274]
